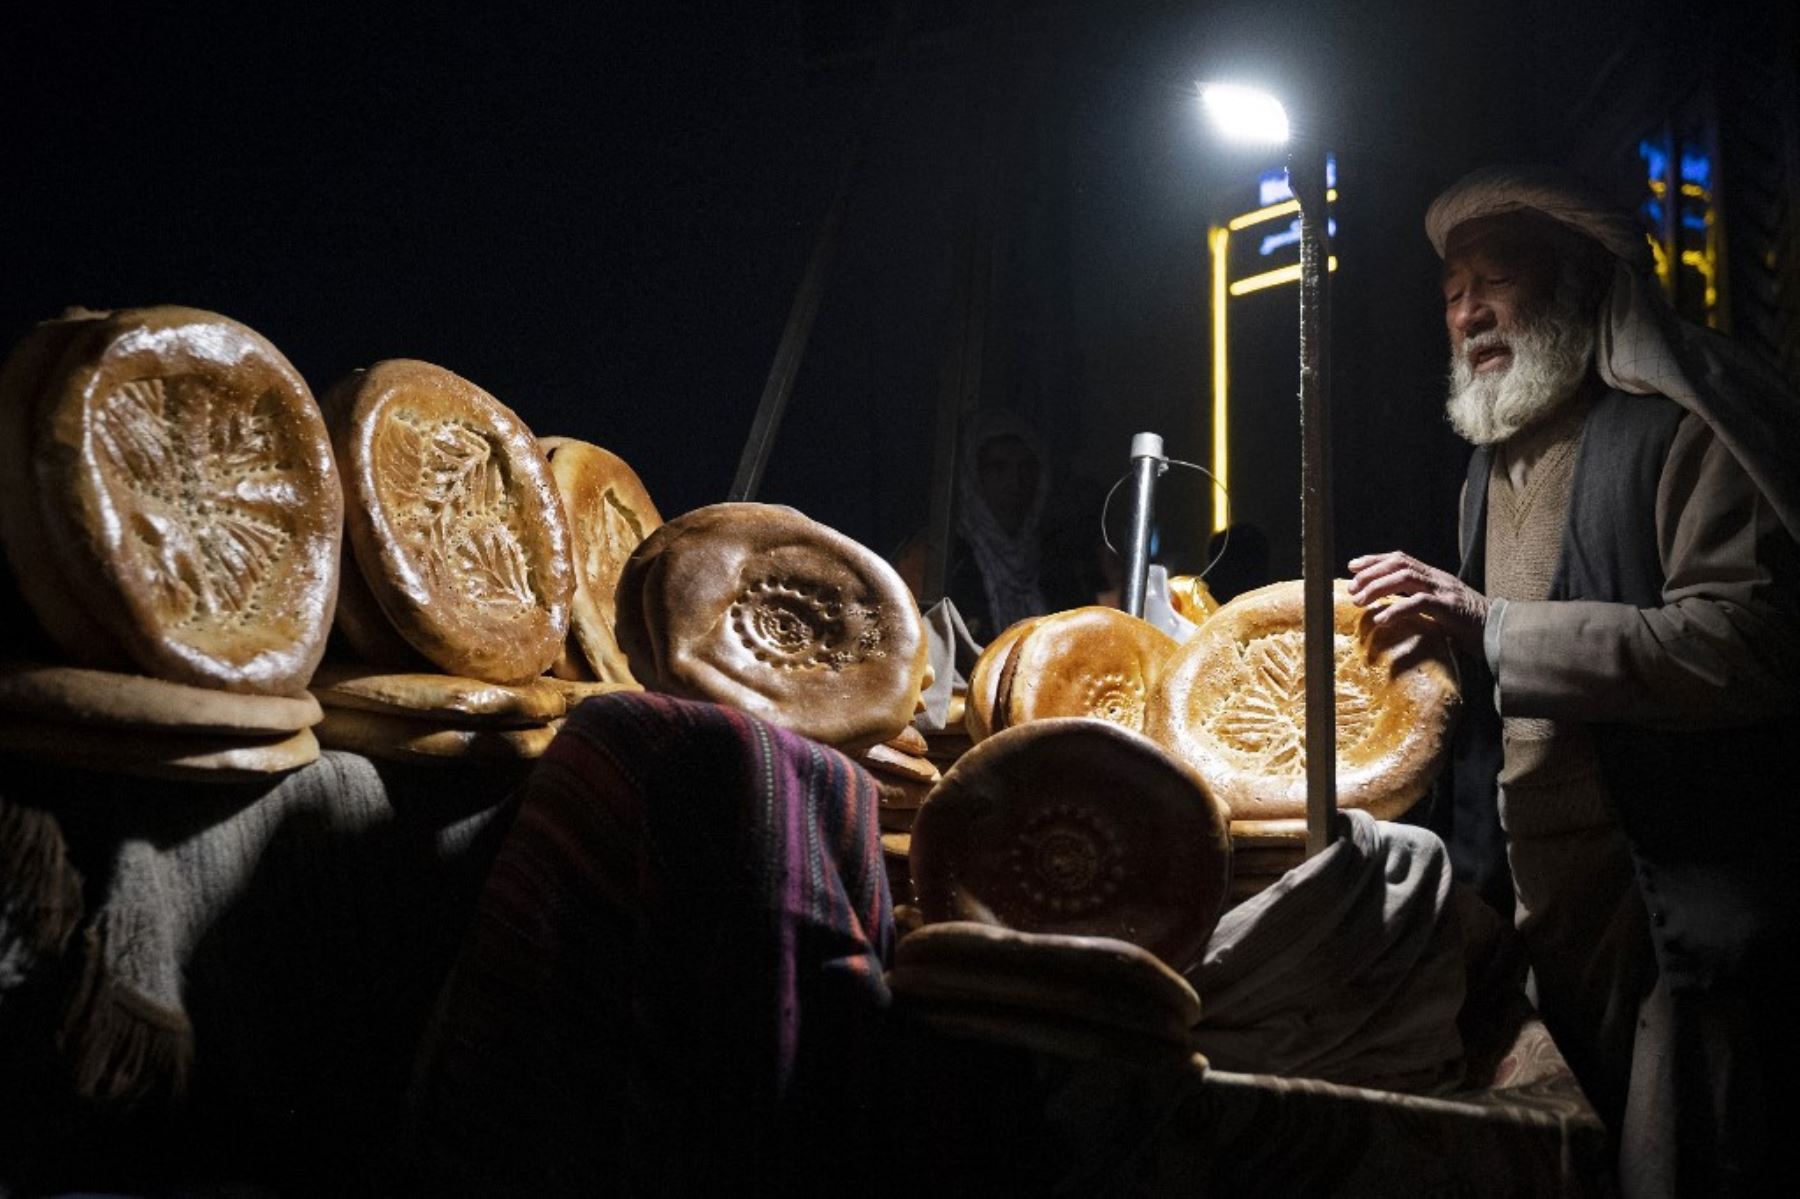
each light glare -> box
[1200,84,1290,145]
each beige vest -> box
[1486,398,1615,838]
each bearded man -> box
[1349,166,1800,1197]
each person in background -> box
[896,410,1050,644]
[1348,165,1800,1197]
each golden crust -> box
[0,720,319,781]
[1144,579,1460,821]
[883,723,929,756]
[997,607,1176,733]
[31,307,342,694]
[0,662,321,734]
[617,503,929,751]
[308,662,567,726]
[314,707,559,763]
[325,360,573,685]
[909,718,1231,975]
[859,742,941,785]
[0,312,126,666]
[963,616,1040,742]
[544,438,661,685]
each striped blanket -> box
[408,691,894,1195]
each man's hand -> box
[1346,551,1491,654]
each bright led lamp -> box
[1199,84,1290,145]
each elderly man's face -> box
[1439,213,1596,445]
[1441,214,1560,369]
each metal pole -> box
[1291,144,1338,857]
[1120,432,1164,618]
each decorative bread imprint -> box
[909,718,1231,975]
[1145,579,1460,821]
[328,360,573,684]
[997,607,1176,734]
[617,502,928,751]
[544,437,661,685]
[32,307,342,694]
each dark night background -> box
[3,0,1795,592]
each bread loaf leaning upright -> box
[322,360,573,685]
[23,306,342,695]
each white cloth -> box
[1426,163,1800,544]
[956,410,1048,632]
[1188,811,1467,1094]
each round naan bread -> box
[962,616,1040,743]
[909,718,1231,975]
[543,437,661,685]
[616,502,929,751]
[325,360,573,685]
[995,607,1176,734]
[26,307,342,694]
[1145,579,1460,821]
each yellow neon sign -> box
[1209,190,1340,533]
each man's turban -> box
[1426,164,1800,542]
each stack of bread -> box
[897,718,1230,1061]
[916,577,1457,910]
[313,359,618,764]
[0,307,340,780]
[860,723,939,903]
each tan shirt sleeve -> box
[1494,413,1800,728]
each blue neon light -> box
[1256,156,1337,206]
[1258,217,1339,257]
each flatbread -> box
[996,607,1176,733]
[1145,579,1460,821]
[962,617,1040,742]
[309,662,566,725]
[325,360,573,685]
[860,742,941,785]
[0,662,321,734]
[910,718,1231,975]
[30,307,342,694]
[314,707,560,763]
[0,720,319,781]
[616,502,929,751]
[885,723,930,756]
[0,310,125,666]
[544,437,661,684]
[537,676,640,706]
[888,921,1201,1063]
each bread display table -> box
[6,697,1607,1196]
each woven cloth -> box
[407,690,894,1195]
[0,751,510,1193]
[1189,811,1469,1094]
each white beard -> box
[1444,297,1595,445]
